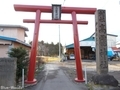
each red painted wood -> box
[72,11,85,82]
[25,10,41,84]
[14,4,96,14]
[23,19,88,24]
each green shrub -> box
[8,47,29,84]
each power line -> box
[62,0,66,5]
[101,0,111,8]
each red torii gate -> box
[14,4,96,84]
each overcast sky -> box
[0,0,120,45]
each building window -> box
[0,28,4,31]
[8,45,13,52]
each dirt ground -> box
[59,60,120,84]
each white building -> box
[65,33,118,59]
[80,33,117,48]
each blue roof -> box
[66,32,117,49]
[81,37,95,41]
[65,44,74,49]
[66,36,95,48]
[0,36,31,47]
[90,32,118,37]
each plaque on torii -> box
[14,4,96,84]
[52,4,61,20]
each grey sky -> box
[0,0,120,45]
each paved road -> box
[26,62,87,90]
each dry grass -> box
[36,56,59,63]
[43,56,59,62]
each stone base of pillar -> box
[87,74,120,90]
[25,79,37,85]
[75,78,85,82]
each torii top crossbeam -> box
[14,4,96,14]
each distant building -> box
[116,41,120,48]
[0,24,31,57]
[65,33,118,59]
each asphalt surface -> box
[25,62,88,90]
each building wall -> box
[80,41,95,47]
[0,28,17,38]
[13,42,31,55]
[66,48,74,55]
[14,42,31,50]
[66,47,93,59]
[116,42,120,48]
[0,45,11,57]
[0,40,12,44]
[107,35,116,47]
[17,28,25,42]
[0,28,25,42]
[0,41,31,57]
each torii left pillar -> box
[14,4,96,84]
[26,10,41,83]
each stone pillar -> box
[88,9,120,90]
[95,9,108,74]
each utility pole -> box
[59,25,61,61]
[58,0,66,62]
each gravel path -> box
[60,60,120,84]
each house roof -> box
[111,47,120,51]
[90,32,118,37]
[81,37,95,41]
[66,32,117,49]
[0,24,29,31]
[0,36,31,47]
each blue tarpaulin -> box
[92,47,115,58]
[107,48,115,58]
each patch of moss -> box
[86,82,93,90]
